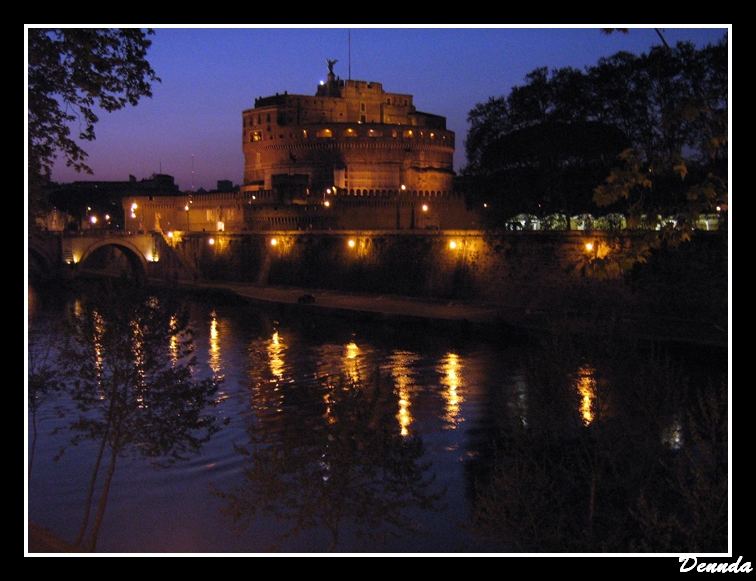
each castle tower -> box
[241,63,455,196]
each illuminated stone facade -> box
[242,66,455,195]
[120,68,481,233]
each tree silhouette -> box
[57,283,220,551]
[27,28,160,215]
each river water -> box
[27,283,727,553]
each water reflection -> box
[344,341,360,383]
[46,287,220,550]
[439,353,464,429]
[388,351,418,437]
[169,315,179,365]
[92,309,105,390]
[576,365,597,426]
[219,366,442,551]
[29,285,726,553]
[268,330,285,382]
[209,311,222,379]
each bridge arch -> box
[78,239,148,281]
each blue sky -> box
[46,26,728,190]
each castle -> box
[123,63,479,233]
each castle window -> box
[360,115,366,123]
[302,130,308,138]
[257,114,261,124]
[367,129,383,138]
[361,103,366,112]
[252,131,263,142]
[316,128,333,138]
[403,129,414,138]
[391,129,398,139]
[344,128,357,138]
[266,113,271,122]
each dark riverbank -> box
[52,272,726,349]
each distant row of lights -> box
[205,235,466,251]
[192,232,598,257]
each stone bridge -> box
[30,231,196,282]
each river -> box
[27,282,727,553]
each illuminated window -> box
[302,129,308,138]
[252,131,262,142]
[316,128,333,138]
[367,128,383,138]
[344,128,357,138]
[403,129,414,138]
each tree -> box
[58,284,220,551]
[463,35,727,232]
[28,28,160,210]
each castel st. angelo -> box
[242,59,454,195]
[123,62,478,232]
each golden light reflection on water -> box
[268,331,285,382]
[576,365,597,426]
[390,351,418,437]
[439,353,464,429]
[73,299,84,320]
[131,319,146,407]
[91,308,106,400]
[209,311,222,379]
[168,315,179,365]
[344,341,360,383]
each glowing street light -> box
[584,242,594,252]
[270,238,278,247]
[400,184,406,191]
[90,215,98,225]
[326,188,332,194]
[347,239,356,249]
[448,240,458,250]
[421,204,429,213]
[104,214,111,221]
[324,200,331,208]
[167,231,174,239]
[184,204,190,211]
[208,237,215,246]
[131,202,138,211]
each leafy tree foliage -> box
[464,37,727,223]
[28,28,160,189]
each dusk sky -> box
[48,26,727,191]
